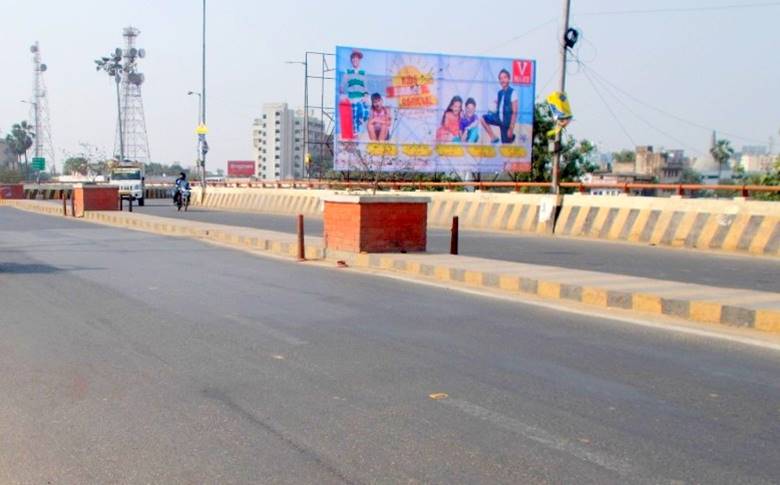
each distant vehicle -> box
[176,184,190,211]
[108,162,145,206]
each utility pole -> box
[551,0,572,194]
[200,0,208,197]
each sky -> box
[1,0,778,172]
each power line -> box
[582,65,704,155]
[479,17,558,54]
[583,64,764,144]
[580,65,637,147]
[575,1,780,16]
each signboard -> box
[334,46,536,173]
[31,157,46,171]
[227,160,255,178]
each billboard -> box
[227,160,255,178]
[334,46,536,173]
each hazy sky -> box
[1,0,778,172]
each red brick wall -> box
[323,202,363,252]
[74,186,119,217]
[0,184,24,199]
[323,200,427,253]
[360,203,427,252]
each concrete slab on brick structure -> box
[73,185,119,217]
[323,195,430,253]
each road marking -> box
[435,396,633,477]
[225,315,308,346]
[428,392,449,400]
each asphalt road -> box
[2,206,780,483]
[138,201,780,293]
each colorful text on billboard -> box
[335,46,536,173]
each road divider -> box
[3,199,778,334]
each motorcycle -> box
[175,185,191,212]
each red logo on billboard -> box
[512,60,534,85]
[227,161,255,177]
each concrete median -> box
[4,199,778,334]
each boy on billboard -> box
[339,50,370,139]
[481,69,518,144]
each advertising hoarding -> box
[227,160,256,178]
[334,46,536,173]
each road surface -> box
[1,206,779,484]
[138,201,780,293]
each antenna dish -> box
[129,72,145,85]
[129,48,138,57]
[115,48,122,57]
[30,45,38,53]
[138,48,146,58]
[40,64,47,72]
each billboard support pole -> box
[552,0,572,195]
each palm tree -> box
[7,122,35,179]
[710,139,734,182]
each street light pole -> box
[200,0,208,196]
[551,0,572,195]
[188,91,202,166]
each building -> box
[738,154,775,173]
[612,146,687,182]
[581,171,655,196]
[251,103,325,180]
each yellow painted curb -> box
[464,271,483,286]
[537,281,561,299]
[581,287,608,307]
[689,301,722,325]
[633,294,663,314]
[755,310,780,333]
[499,275,520,292]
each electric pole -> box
[551,0,572,194]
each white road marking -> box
[437,396,633,477]
[225,315,308,346]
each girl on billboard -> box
[436,96,463,143]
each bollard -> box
[297,214,305,261]
[62,194,67,216]
[128,196,133,212]
[450,216,459,255]
[70,193,75,217]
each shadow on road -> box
[0,262,103,274]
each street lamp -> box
[187,91,202,170]
[95,50,125,163]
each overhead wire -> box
[575,2,780,17]
[577,59,637,147]
[581,65,764,144]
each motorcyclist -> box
[173,172,190,205]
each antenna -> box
[114,26,151,164]
[29,41,56,172]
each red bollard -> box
[450,216,459,255]
[297,214,305,261]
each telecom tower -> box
[29,42,56,172]
[115,26,151,164]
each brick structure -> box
[0,184,24,199]
[73,185,119,217]
[323,195,430,253]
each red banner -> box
[227,161,255,177]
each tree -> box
[63,157,89,175]
[612,150,636,164]
[680,167,703,184]
[511,102,596,186]
[710,138,734,182]
[5,122,35,177]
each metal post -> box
[115,76,125,162]
[303,54,309,180]
[62,193,67,216]
[297,214,305,261]
[201,0,208,199]
[551,0,572,195]
[450,216,459,255]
